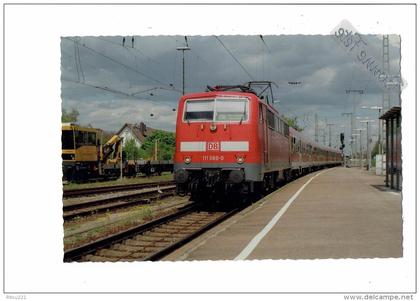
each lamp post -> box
[360,120,375,171]
[120,137,124,181]
[371,106,383,158]
[176,46,191,95]
[361,106,383,155]
[154,138,160,161]
[354,128,365,168]
[345,89,364,158]
[342,112,354,159]
[327,123,335,147]
[351,134,360,168]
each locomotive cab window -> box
[75,131,85,148]
[184,100,214,121]
[62,130,74,149]
[215,98,248,122]
[87,132,96,145]
[184,98,248,123]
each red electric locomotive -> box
[174,82,342,201]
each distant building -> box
[116,122,156,148]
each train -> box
[61,123,173,182]
[173,82,343,202]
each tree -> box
[369,140,381,167]
[123,138,142,160]
[370,140,380,158]
[62,108,79,122]
[141,130,176,160]
[282,115,304,132]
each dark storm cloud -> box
[61,34,401,143]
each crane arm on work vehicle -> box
[102,135,123,163]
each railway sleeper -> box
[133,235,169,242]
[151,241,172,248]
[126,238,161,245]
[146,232,174,238]
[120,258,141,262]
[172,219,209,224]
[171,221,209,229]
[157,224,190,231]
[179,217,213,222]
[134,236,176,243]
[160,221,196,227]
[166,232,196,238]
[112,244,145,252]
[83,255,119,262]
[161,229,200,234]
[142,246,165,253]
[160,237,179,243]
[122,241,172,249]
[127,252,152,259]
[151,228,185,234]
[97,249,132,258]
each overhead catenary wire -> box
[174,36,219,92]
[259,35,271,53]
[64,37,181,93]
[65,37,184,99]
[259,35,272,81]
[62,51,110,76]
[175,37,211,69]
[63,78,136,98]
[214,36,255,81]
[62,78,178,106]
[94,36,156,64]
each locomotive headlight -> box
[184,156,192,164]
[236,155,245,164]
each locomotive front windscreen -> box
[184,98,248,122]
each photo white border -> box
[2,2,416,297]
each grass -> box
[64,205,157,249]
[63,172,173,190]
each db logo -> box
[207,142,219,151]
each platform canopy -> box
[379,106,401,120]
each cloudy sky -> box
[61,34,401,148]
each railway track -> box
[63,186,176,221]
[64,205,240,262]
[63,180,175,198]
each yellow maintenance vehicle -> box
[62,123,173,182]
[61,123,125,181]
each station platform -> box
[165,167,402,261]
